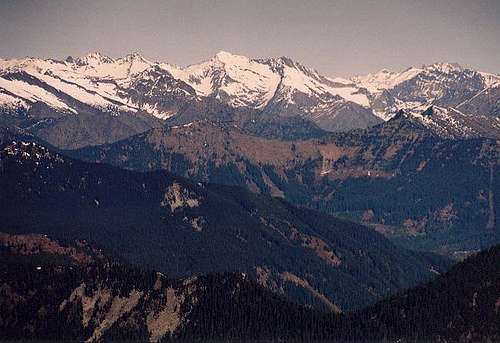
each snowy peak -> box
[0,56,67,75]
[73,52,154,80]
[423,62,464,74]
[0,52,165,120]
[75,52,115,66]
[164,51,282,108]
[74,51,150,67]
[264,56,371,109]
[117,52,151,64]
[351,66,423,93]
[213,50,249,64]
[353,62,483,94]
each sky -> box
[0,0,499,77]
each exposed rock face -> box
[59,280,190,342]
[189,217,205,232]
[0,232,104,264]
[353,63,500,117]
[279,271,341,313]
[0,232,209,342]
[254,266,341,312]
[146,286,184,342]
[289,226,342,267]
[161,181,201,212]
[7,53,500,146]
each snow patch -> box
[0,76,75,113]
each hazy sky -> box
[1,0,499,76]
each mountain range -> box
[1,50,500,342]
[1,231,499,342]
[1,52,499,148]
[0,132,450,312]
[69,115,499,256]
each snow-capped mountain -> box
[164,51,281,109]
[0,51,380,135]
[349,62,500,139]
[394,105,500,139]
[163,51,379,131]
[164,51,370,111]
[352,62,500,121]
[1,51,499,148]
[0,52,189,119]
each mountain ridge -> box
[68,115,499,256]
[1,230,499,342]
[2,51,499,148]
[0,135,452,311]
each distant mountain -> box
[0,51,379,146]
[352,62,500,118]
[393,105,500,139]
[2,52,498,148]
[0,53,169,148]
[352,62,500,138]
[163,51,381,132]
[69,117,499,256]
[0,136,450,311]
[2,231,499,342]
